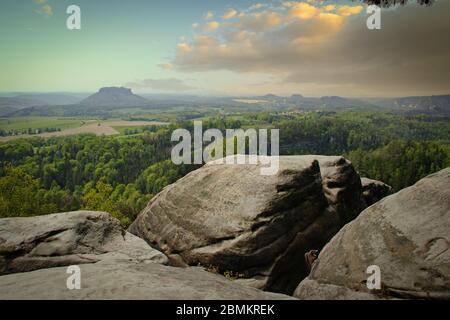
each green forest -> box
[1,111,449,226]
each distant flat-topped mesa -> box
[99,86,133,95]
[129,155,390,295]
[79,86,149,107]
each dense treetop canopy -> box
[1,112,448,226]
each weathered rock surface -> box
[361,177,392,207]
[294,168,450,300]
[0,261,294,300]
[129,155,372,294]
[0,211,168,275]
[0,210,294,300]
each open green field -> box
[0,117,170,142]
[0,117,169,132]
[0,117,89,131]
[105,120,170,135]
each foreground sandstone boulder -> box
[0,211,168,275]
[129,155,372,294]
[0,261,294,300]
[0,211,293,300]
[294,168,450,300]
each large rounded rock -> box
[0,211,168,275]
[294,168,450,300]
[129,155,368,294]
[0,261,295,300]
[0,211,294,300]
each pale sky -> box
[0,0,449,97]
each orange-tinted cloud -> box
[164,1,450,96]
[286,2,319,20]
[223,8,238,19]
[338,5,364,16]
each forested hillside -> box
[0,130,195,225]
[1,112,448,226]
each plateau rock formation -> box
[79,87,149,108]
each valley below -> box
[0,118,169,142]
[0,87,449,300]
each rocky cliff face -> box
[294,168,450,300]
[129,155,379,295]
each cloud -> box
[249,3,269,11]
[33,0,53,17]
[286,2,319,19]
[204,11,214,20]
[158,63,174,70]
[177,43,193,53]
[171,1,354,72]
[193,21,220,32]
[125,78,196,92]
[202,21,220,32]
[164,0,450,96]
[337,5,364,16]
[223,8,238,20]
[236,11,283,31]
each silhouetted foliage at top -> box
[358,0,433,6]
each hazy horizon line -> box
[1,90,449,100]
